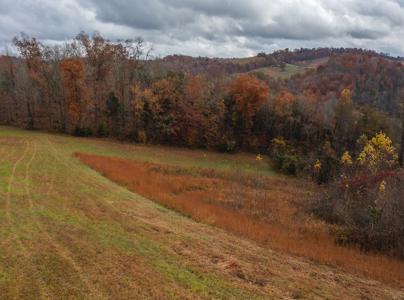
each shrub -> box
[137,130,147,144]
[274,152,299,175]
[270,137,300,175]
[217,137,237,153]
[73,126,92,137]
[313,141,339,184]
[97,124,109,137]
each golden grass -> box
[75,152,404,288]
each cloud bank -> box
[0,0,403,57]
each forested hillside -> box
[0,33,403,163]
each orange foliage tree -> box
[272,90,296,118]
[229,74,269,136]
[59,58,87,132]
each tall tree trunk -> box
[399,116,404,167]
[400,89,404,168]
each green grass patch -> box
[0,163,11,192]
[34,208,136,253]
[0,126,30,137]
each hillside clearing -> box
[0,126,403,299]
[247,58,328,79]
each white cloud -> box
[0,0,403,57]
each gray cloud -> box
[0,0,403,57]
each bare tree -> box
[399,89,404,167]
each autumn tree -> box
[75,32,114,127]
[13,34,50,128]
[181,74,225,147]
[357,132,399,173]
[180,74,204,146]
[0,54,16,124]
[269,90,301,140]
[132,74,185,144]
[59,58,87,133]
[356,106,391,140]
[228,74,269,143]
[132,84,155,143]
[333,88,356,152]
[399,88,404,167]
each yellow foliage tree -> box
[340,88,352,105]
[341,151,353,166]
[357,132,398,172]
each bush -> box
[97,124,109,137]
[270,137,301,175]
[73,127,92,137]
[312,141,339,184]
[217,138,237,153]
[137,130,147,144]
[273,152,299,175]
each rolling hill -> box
[0,126,403,299]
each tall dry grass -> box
[75,152,404,287]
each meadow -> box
[0,126,403,299]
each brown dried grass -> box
[75,152,404,287]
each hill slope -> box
[247,60,325,79]
[0,126,403,299]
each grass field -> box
[249,64,305,79]
[248,57,329,79]
[0,126,403,299]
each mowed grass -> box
[0,126,403,299]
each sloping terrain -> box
[0,126,403,299]
[247,57,329,79]
[249,63,307,79]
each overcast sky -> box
[0,0,403,58]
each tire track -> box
[46,137,133,200]
[5,139,51,299]
[24,141,37,210]
[45,158,56,197]
[45,137,165,230]
[5,140,29,222]
[45,138,139,234]
[27,137,105,298]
